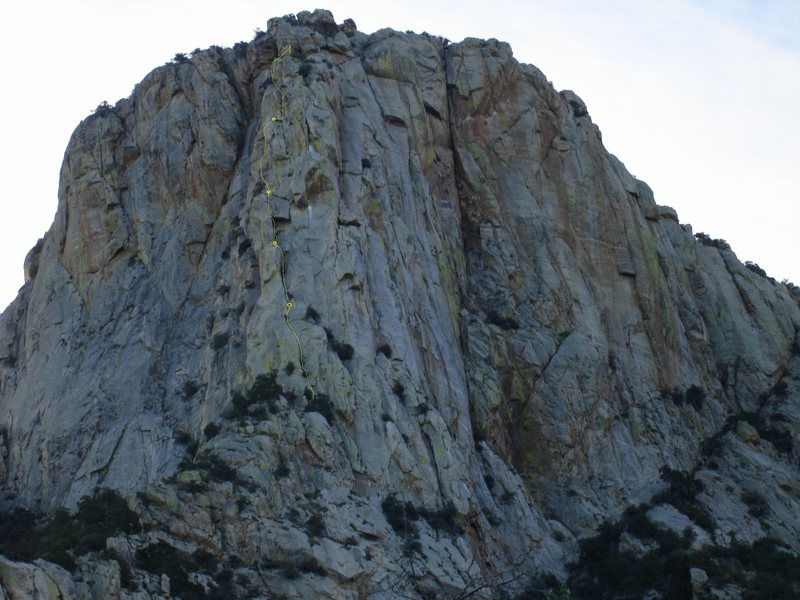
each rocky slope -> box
[1,9,798,599]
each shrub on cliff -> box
[0,489,139,570]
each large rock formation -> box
[1,9,798,599]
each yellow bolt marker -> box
[259,44,316,398]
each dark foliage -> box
[233,41,248,57]
[376,343,392,358]
[204,422,221,439]
[685,385,706,410]
[661,387,685,406]
[305,512,326,537]
[391,380,406,403]
[659,468,703,499]
[105,548,135,589]
[93,101,113,117]
[182,380,199,399]
[262,555,324,579]
[653,468,715,532]
[512,574,568,599]
[569,512,693,599]
[773,381,788,398]
[694,232,730,250]
[486,310,520,330]
[136,542,205,598]
[247,372,282,412]
[730,412,794,454]
[193,452,237,483]
[225,372,283,419]
[742,491,769,519]
[473,425,487,450]
[173,52,189,63]
[237,238,252,255]
[175,430,198,456]
[324,328,354,360]
[760,427,793,454]
[229,391,249,418]
[0,489,140,571]
[745,261,773,281]
[298,59,312,79]
[305,393,334,422]
[304,306,320,323]
[661,385,705,410]
[568,508,800,600]
[211,332,229,350]
[285,361,296,375]
[381,495,462,537]
[693,538,800,599]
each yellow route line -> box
[259,44,316,399]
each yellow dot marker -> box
[258,44,315,399]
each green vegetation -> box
[653,467,715,532]
[136,544,242,599]
[324,328,354,360]
[742,490,769,519]
[381,494,462,537]
[204,422,221,439]
[391,380,406,403]
[486,310,520,331]
[694,232,730,250]
[298,59,312,80]
[701,411,793,456]
[661,384,705,411]
[211,333,229,350]
[304,391,334,422]
[192,451,237,483]
[304,306,320,323]
[92,101,113,117]
[304,512,326,538]
[182,380,199,398]
[0,489,139,570]
[745,261,776,283]
[136,542,205,597]
[566,514,800,600]
[225,372,283,420]
[262,555,326,579]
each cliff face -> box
[1,9,799,599]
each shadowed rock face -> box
[1,9,798,598]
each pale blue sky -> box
[1,0,798,311]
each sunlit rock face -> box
[1,9,798,598]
